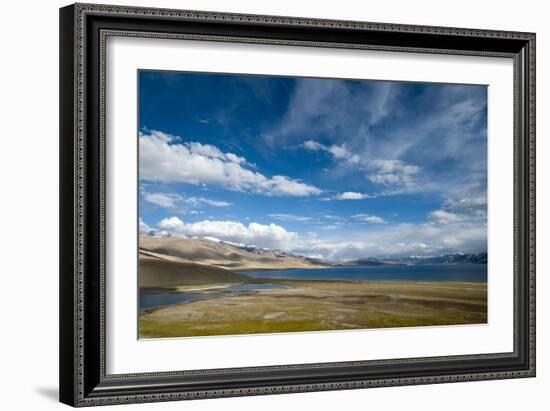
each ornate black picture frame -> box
[59,3,535,407]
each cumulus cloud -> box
[143,215,485,261]
[140,130,320,197]
[157,217,296,250]
[352,213,388,224]
[265,175,320,196]
[139,218,152,235]
[335,191,370,200]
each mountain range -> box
[139,236,487,287]
[140,235,328,271]
[141,235,487,270]
[349,252,487,266]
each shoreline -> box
[139,277,489,291]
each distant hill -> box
[139,236,329,271]
[349,258,403,266]
[139,236,487,286]
[348,252,487,266]
[401,252,487,265]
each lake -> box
[139,264,487,313]
[140,282,287,314]
[243,264,487,282]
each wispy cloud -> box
[366,159,420,189]
[320,225,340,230]
[272,80,486,201]
[352,213,388,224]
[143,192,178,208]
[268,213,312,222]
[428,209,463,224]
[303,140,360,164]
[142,190,232,210]
[304,139,421,194]
[274,79,395,142]
[444,195,487,218]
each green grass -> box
[139,280,487,338]
[140,318,336,338]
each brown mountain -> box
[139,235,328,271]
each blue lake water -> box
[139,283,287,314]
[139,265,487,313]
[243,264,487,283]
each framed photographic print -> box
[59,3,536,407]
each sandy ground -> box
[139,280,487,338]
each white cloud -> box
[275,79,395,143]
[268,213,312,222]
[143,192,177,208]
[195,198,232,207]
[144,215,485,261]
[225,152,246,164]
[303,140,353,162]
[335,191,370,200]
[303,140,325,151]
[327,144,349,159]
[140,130,320,197]
[366,159,420,189]
[142,190,232,209]
[428,209,463,224]
[291,221,486,261]
[444,195,487,213]
[265,175,320,196]
[139,218,152,235]
[352,214,388,224]
[274,81,487,201]
[304,139,421,193]
[157,217,296,250]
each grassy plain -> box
[139,280,487,338]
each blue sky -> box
[138,70,487,261]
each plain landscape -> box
[138,236,487,338]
